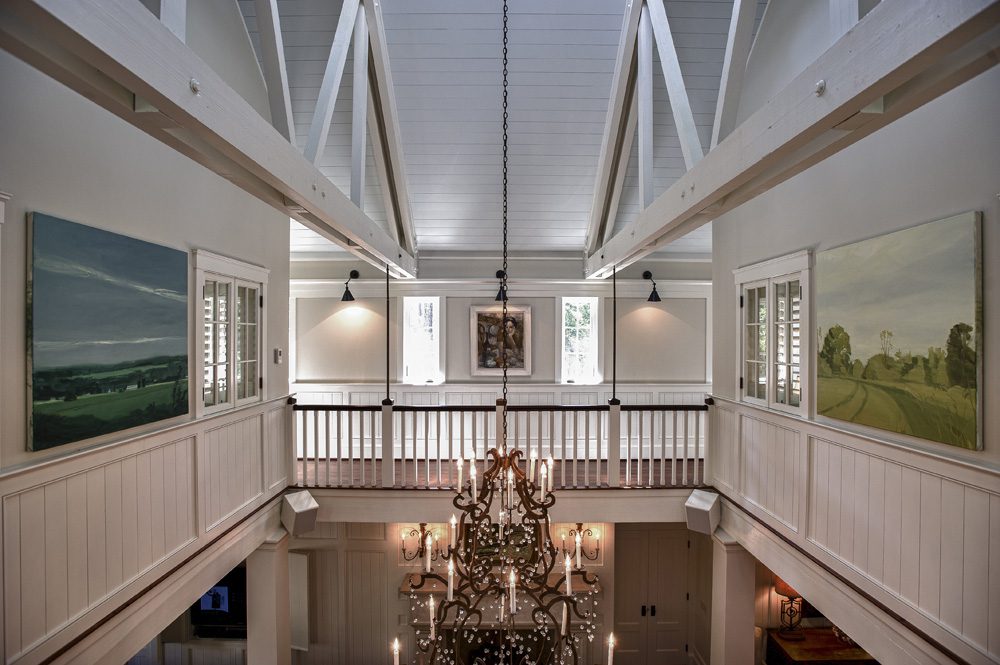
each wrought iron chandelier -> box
[403,3,602,663]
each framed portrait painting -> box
[470,306,531,376]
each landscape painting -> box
[28,213,189,450]
[471,306,531,376]
[816,212,982,450]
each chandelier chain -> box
[501,0,509,437]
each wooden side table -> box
[765,628,878,664]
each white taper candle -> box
[564,554,573,595]
[429,594,436,640]
[424,533,432,573]
[447,559,454,601]
[449,514,457,549]
[392,638,400,665]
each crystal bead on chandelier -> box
[404,1,600,663]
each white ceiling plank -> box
[637,4,654,209]
[350,6,368,207]
[365,0,417,254]
[710,0,757,148]
[646,0,705,171]
[0,0,416,276]
[583,0,642,253]
[830,0,861,39]
[586,0,1000,278]
[303,0,359,164]
[253,0,296,142]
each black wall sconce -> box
[342,269,360,302]
[642,270,661,302]
[495,269,507,302]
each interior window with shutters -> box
[403,297,443,384]
[203,279,229,407]
[736,252,809,416]
[743,284,767,401]
[773,278,802,407]
[195,251,268,416]
[561,297,600,384]
[236,284,259,401]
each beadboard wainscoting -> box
[709,397,1000,665]
[0,397,291,665]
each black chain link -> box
[500,0,509,446]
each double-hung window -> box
[195,250,269,415]
[735,252,810,415]
[561,297,600,384]
[403,296,444,384]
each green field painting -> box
[816,212,981,449]
[28,213,188,450]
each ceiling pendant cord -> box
[500,0,510,448]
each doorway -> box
[614,523,690,664]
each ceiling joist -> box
[0,0,416,277]
[711,0,757,149]
[253,0,295,143]
[583,0,643,254]
[304,0,358,166]
[364,0,417,255]
[586,0,1000,278]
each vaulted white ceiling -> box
[238,0,766,261]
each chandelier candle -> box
[575,533,582,569]
[392,638,400,665]
[425,533,433,573]
[470,463,477,499]
[608,633,615,665]
[456,459,463,490]
[539,461,548,496]
[529,448,538,481]
[564,554,573,595]
[449,515,457,549]
[429,595,436,640]
[547,456,555,493]
[447,559,454,601]
[508,570,517,613]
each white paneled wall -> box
[710,397,1000,663]
[0,398,290,665]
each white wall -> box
[0,18,289,469]
[714,64,1000,466]
[710,3,1000,661]
[291,283,711,389]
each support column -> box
[246,529,291,665]
[710,528,756,665]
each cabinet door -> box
[645,527,689,664]
[613,527,649,665]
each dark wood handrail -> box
[293,403,708,413]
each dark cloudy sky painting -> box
[30,213,188,368]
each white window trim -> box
[558,296,602,385]
[194,250,269,417]
[733,250,812,417]
[402,296,447,385]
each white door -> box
[614,524,690,665]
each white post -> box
[710,528,756,665]
[382,401,394,488]
[287,398,298,487]
[246,529,291,665]
[607,401,621,488]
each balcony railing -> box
[291,400,709,490]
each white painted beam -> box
[586,0,1000,278]
[602,88,637,246]
[0,0,416,276]
[711,0,757,148]
[253,0,295,143]
[637,5,654,209]
[364,0,417,254]
[367,88,400,244]
[351,6,368,208]
[646,0,704,170]
[303,0,359,165]
[584,0,643,253]
[830,0,861,39]
[159,0,185,42]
